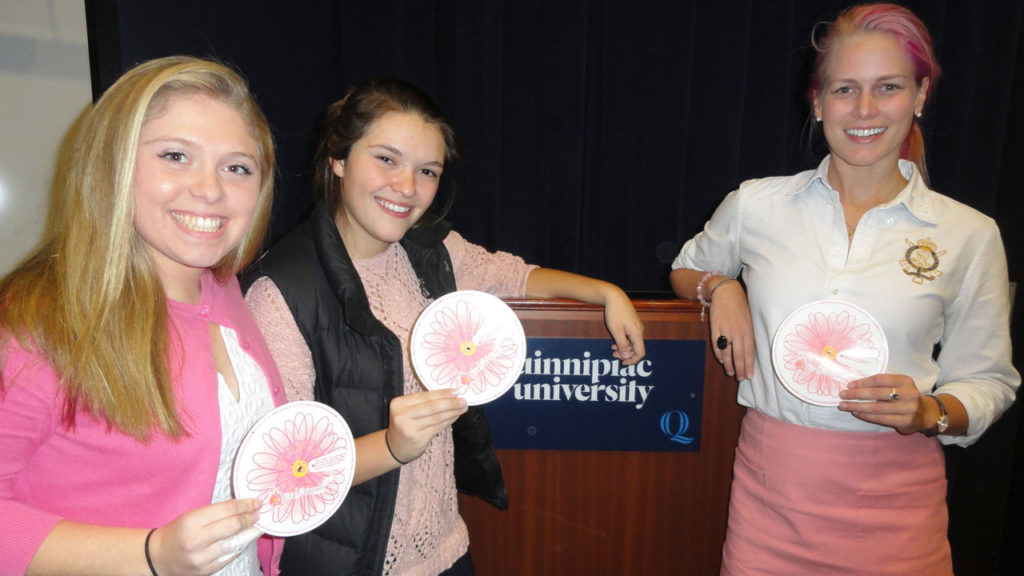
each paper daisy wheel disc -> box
[232,401,355,537]
[410,290,527,405]
[771,300,889,407]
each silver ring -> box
[888,388,900,402]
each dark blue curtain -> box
[88,0,1021,292]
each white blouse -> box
[673,156,1019,446]
[211,325,275,575]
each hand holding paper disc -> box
[771,300,888,406]
[232,401,355,537]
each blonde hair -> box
[0,56,275,440]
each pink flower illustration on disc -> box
[234,402,355,536]
[411,291,526,405]
[772,301,888,406]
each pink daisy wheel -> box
[771,301,888,406]
[410,290,527,405]
[233,402,355,536]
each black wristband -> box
[144,528,160,576]
[384,428,410,465]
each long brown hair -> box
[314,77,459,225]
[0,56,275,440]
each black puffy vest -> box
[241,203,506,575]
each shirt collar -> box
[789,155,938,225]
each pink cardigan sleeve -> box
[244,276,316,402]
[0,342,67,576]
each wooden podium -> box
[458,298,744,575]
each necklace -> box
[841,174,905,242]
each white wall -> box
[0,0,91,275]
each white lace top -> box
[211,325,275,575]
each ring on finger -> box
[888,387,900,402]
[716,335,729,350]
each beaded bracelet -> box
[695,271,718,307]
[695,270,723,321]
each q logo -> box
[660,410,694,445]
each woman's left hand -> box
[523,267,645,364]
[838,374,927,435]
[604,289,646,365]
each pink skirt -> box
[721,409,952,576]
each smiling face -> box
[813,31,929,175]
[331,111,446,259]
[133,93,262,300]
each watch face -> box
[936,415,950,433]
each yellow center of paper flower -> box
[292,460,309,478]
[821,345,837,360]
[460,340,477,356]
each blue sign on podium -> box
[485,338,706,451]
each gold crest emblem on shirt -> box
[900,237,946,284]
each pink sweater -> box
[0,271,287,575]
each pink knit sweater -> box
[246,231,534,576]
[0,271,287,576]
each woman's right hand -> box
[708,280,755,381]
[148,498,262,576]
[385,388,468,464]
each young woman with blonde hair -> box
[0,56,285,576]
